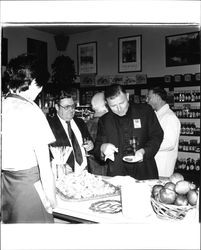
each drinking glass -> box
[129,136,139,155]
[124,136,139,157]
[83,137,90,157]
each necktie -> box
[67,121,83,165]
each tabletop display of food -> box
[55,170,199,221]
[56,170,120,201]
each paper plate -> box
[123,155,138,163]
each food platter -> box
[56,182,120,202]
[56,170,120,202]
[89,200,122,214]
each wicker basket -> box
[150,197,195,220]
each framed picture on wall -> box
[80,74,96,87]
[165,31,200,67]
[118,35,142,73]
[77,42,97,75]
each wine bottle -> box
[189,159,195,171]
[195,159,200,171]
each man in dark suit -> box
[94,84,164,180]
[47,93,94,173]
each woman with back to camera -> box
[1,54,57,223]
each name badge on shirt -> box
[133,119,141,128]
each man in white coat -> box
[147,86,181,177]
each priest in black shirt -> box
[94,84,164,180]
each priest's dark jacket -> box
[94,103,164,180]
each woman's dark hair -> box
[3,54,49,93]
[105,84,126,99]
[149,86,168,102]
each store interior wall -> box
[2,24,200,78]
[2,26,58,73]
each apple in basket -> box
[164,182,176,191]
[187,190,198,206]
[169,172,184,184]
[175,180,191,195]
[159,187,177,204]
[174,194,189,206]
[152,184,163,200]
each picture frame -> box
[136,74,147,84]
[80,74,96,87]
[123,76,137,85]
[96,75,111,86]
[174,74,182,82]
[118,35,142,73]
[165,31,200,67]
[164,75,172,83]
[195,73,200,81]
[184,73,192,82]
[77,42,97,75]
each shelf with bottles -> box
[175,157,200,187]
[35,92,56,116]
[176,157,200,172]
[174,157,200,187]
[178,138,200,153]
[172,105,200,119]
[74,105,94,122]
[180,122,200,136]
[174,90,200,103]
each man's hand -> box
[133,148,145,162]
[84,140,94,152]
[100,143,118,161]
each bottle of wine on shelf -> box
[176,157,200,172]
[195,159,200,171]
[189,159,195,171]
[174,90,200,103]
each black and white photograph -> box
[77,42,97,74]
[1,1,200,250]
[118,35,142,72]
[166,31,200,67]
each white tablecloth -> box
[53,175,199,224]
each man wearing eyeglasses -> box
[47,93,94,173]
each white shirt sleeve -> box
[158,114,181,151]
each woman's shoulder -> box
[3,97,34,116]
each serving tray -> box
[56,179,120,202]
